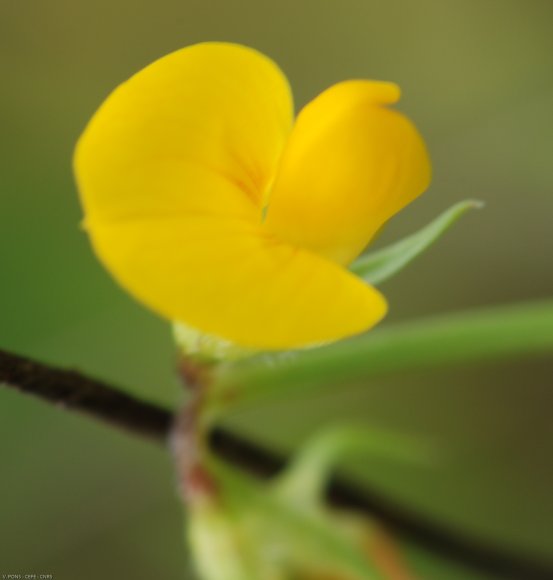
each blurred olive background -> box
[1,0,552,578]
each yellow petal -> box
[75,42,294,224]
[264,80,431,266]
[75,43,387,349]
[87,216,387,349]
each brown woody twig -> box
[1,347,551,580]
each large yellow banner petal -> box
[264,80,431,266]
[75,42,294,223]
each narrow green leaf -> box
[211,300,553,410]
[350,200,483,285]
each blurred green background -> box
[1,0,552,578]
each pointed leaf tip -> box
[350,199,483,286]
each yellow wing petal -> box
[264,80,431,266]
[87,216,387,349]
[75,42,294,223]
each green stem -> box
[212,300,553,409]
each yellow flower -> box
[74,42,430,350]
